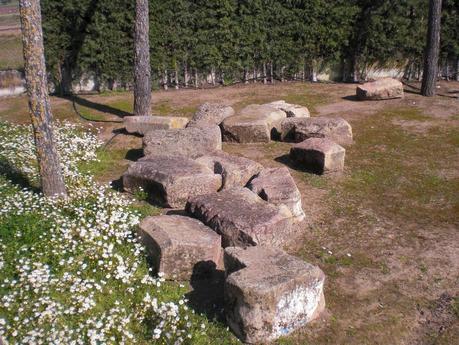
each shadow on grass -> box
[0,159,40,193]
[57,94,132,119]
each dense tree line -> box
[40,0,459,93]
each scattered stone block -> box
[187,103,235,128]
[186,187,293,248]
[356,78,404,100]
[290,138,345,174]
[281,116,353,145]
[266,100,310,118]
[124,115,189,135]
[123,155,221,208]
[248,167,305,222]
[196,151,263,190]
[143,125,222,159]
[139,215,222,280]
[221,104,286,143]
[224,246,326,343]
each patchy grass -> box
[0,35,22,70]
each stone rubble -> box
[124,115,189,135]
[356,78,404,100]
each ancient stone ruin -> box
[121,101,355,343]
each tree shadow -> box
[0,159,40,193]
[57,94,132,119]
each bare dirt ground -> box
[1,81,458,344]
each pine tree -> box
[19,0,67,197]
[421,0,443,96]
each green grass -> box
[0,35,22,70]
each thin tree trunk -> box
[174,62,179,90]
[456,57,459,82]
[253,66,257,83]
[194,68,198,88]
[244,67,249,84]
[280,66,285,82]
[263,63,267,84]
[270,62,274,84]
[184,62,189,88]
[19,0,66,197]
[421,0,442,96]
[211,67,216,86]
[134,0,151,115]
[163,70,168,90]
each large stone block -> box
[139,215,222,280]
[123,155,222,208]
[221,104,286,143]
[186,187,293,248]
[280,116,353,145]
[265,100,310,118]
[356,78,404,100]
[143,125,222,158]
[195,151,263,190]
[187,103,235,128]
[224,246,325,343]
[290,138,345,174]
[248,167,305,222]
[124,115,189,135]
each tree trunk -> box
[456,57,459,82]
[19,0,66,197]
[211,67,216,86]
[244,67,249,84]
[270,63,274,84]
[194,68,198,88]
[280,66,285,82]
[134,0,151,115]
[263,63,267,84]
[174,62,179,89]
[163,70,168,90]
[184,63,189,88]
[253,66,257,83]
[421,0,442,97]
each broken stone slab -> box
[290,138,345,174]
[224,246,325,344]
[187,103,235,128]
[186,187,293,248]
[195,151,263,190]
[281,116,353,145]
[266,100,310,118]
[247,167,305,222]
[124,115,189,135]
[356,78,404,100]
[221,104,286,143]
[143,125,222,159]
[138,215,222,281]
[123,155,221,208]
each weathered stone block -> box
[123,155,222,208]
[124,115,189,135]
[266,100,310,118]
[186,187,293,248]
[221,104,286,143]
[281,116,353,145]
[356,78,404,100]
[139,215,222,280]
[248,167,305,222]
[143,125,222,158]
[224,246,325,343]
[290,138,345,174]
[187,103,235,128]
[196,151,263,190]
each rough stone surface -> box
[123,155,222,208]
[224,246,326,343]
[221,104,286,143]
[186,187,293,248]
[281,116,353,145]
[187,103,235,128]
[356,78,404,100]
[124,115,189,135]
[248,167,305,222]
[290,138,345,174]
[196,151,263,190]
[143,125,222,158]
[266,100,310,118]
[139,215,222,280]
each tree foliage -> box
[40,0,459,87]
